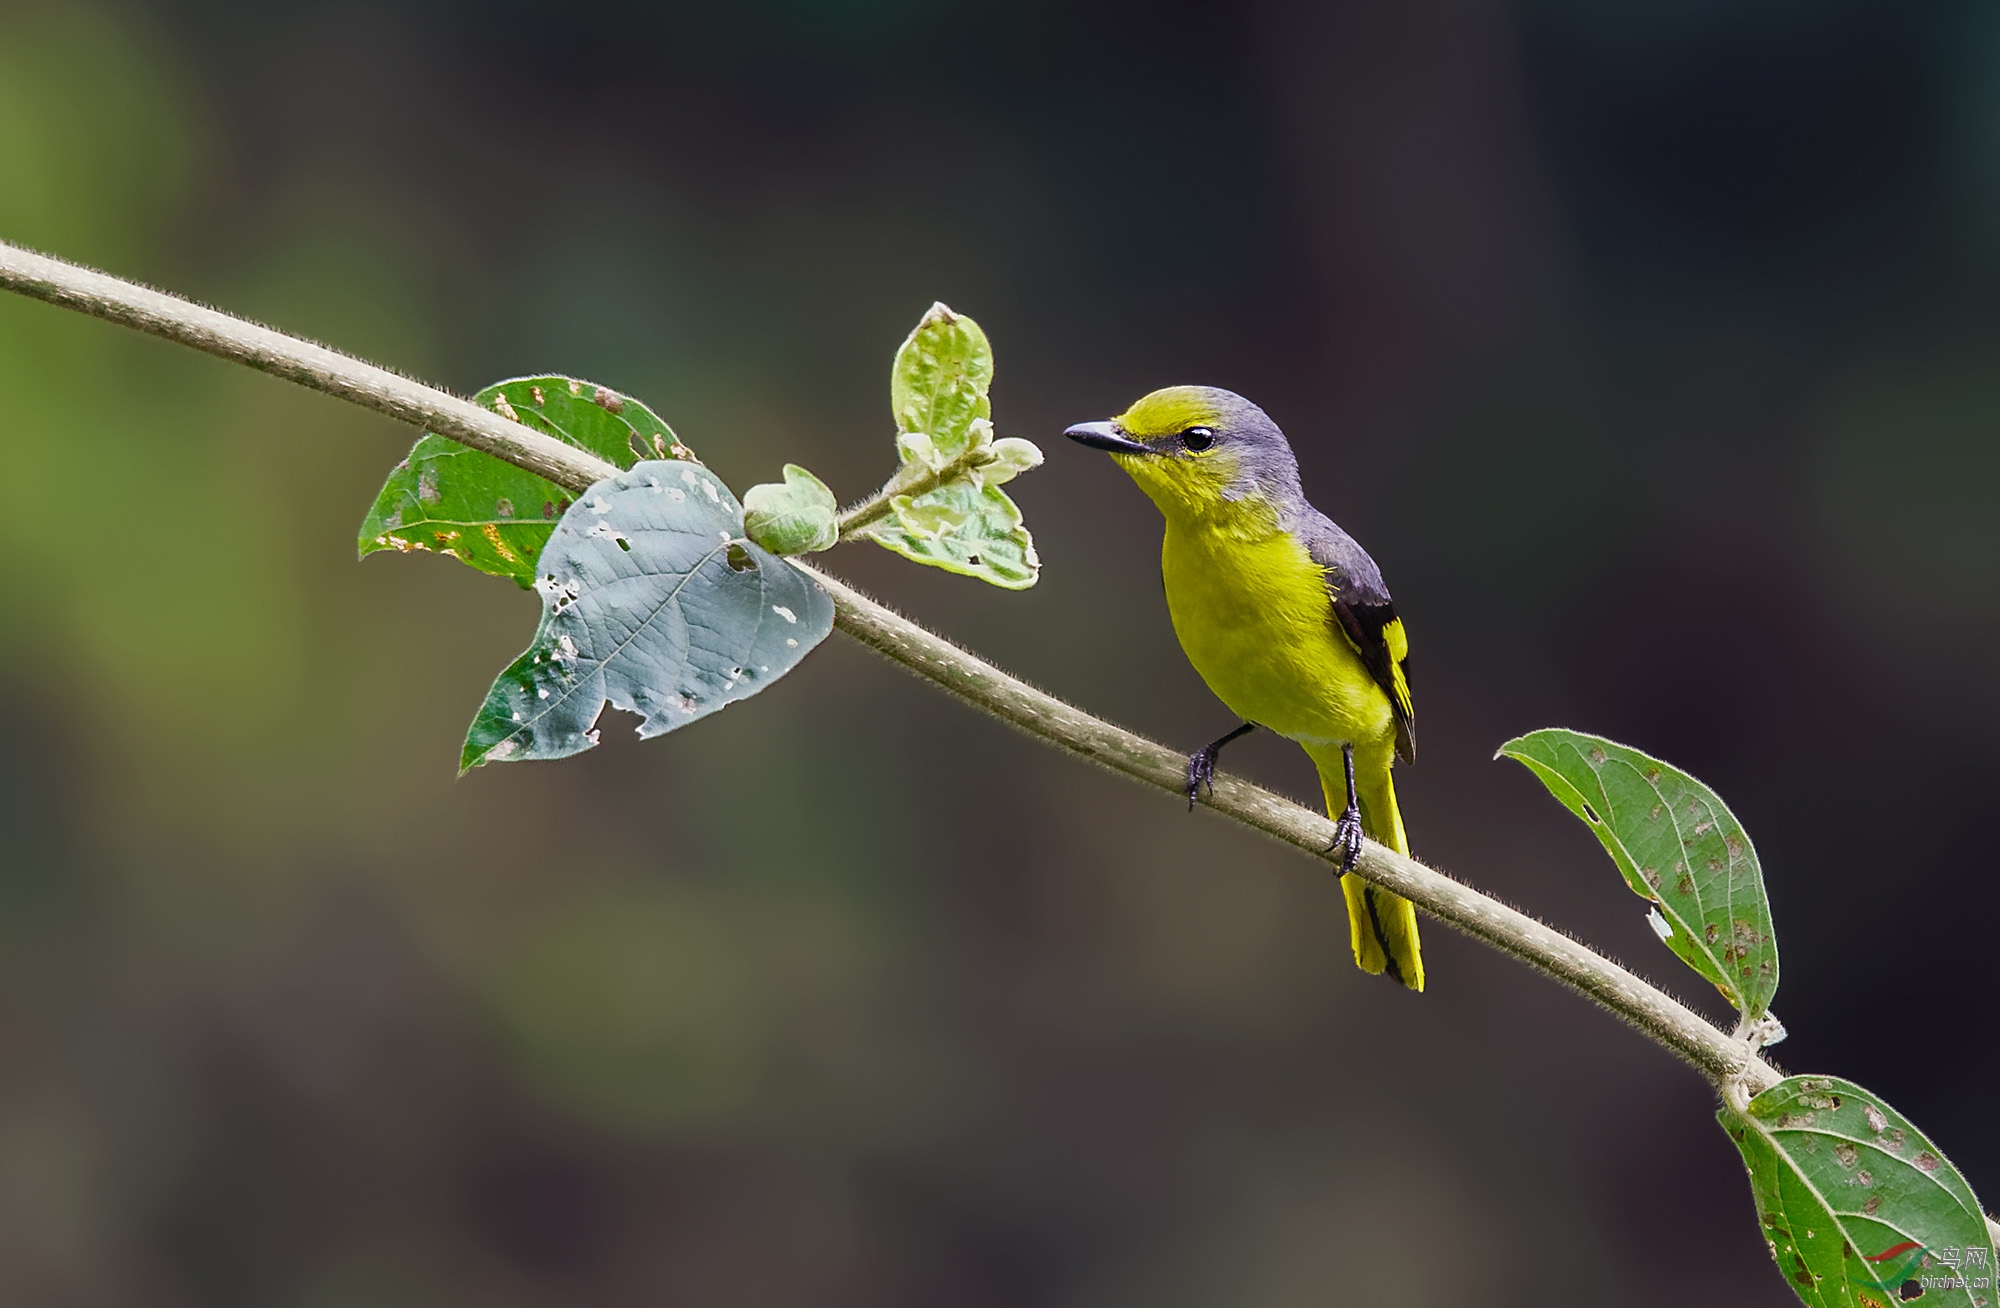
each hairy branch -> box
[0,238,1836,1104]
[835,443,989,539]
[0,242,601,489]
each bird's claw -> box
[1185,746,1220,810]
[1327,803,1364,875]
[1185,723,1256,811]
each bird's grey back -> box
[1291,507,1392,607]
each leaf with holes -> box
[1720,1077,1993,1308]
[1497,728,1777,1019]
[850,478,1039,589]
[359,376,691,588]
[460,460,833,771]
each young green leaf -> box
[850,480,1040,590]
[977,436,1045,488]
[891,302,993,463]
[1720,1077,1994,1307]
[1497,728,1777,1020]
[857,304,1041,588]
[461,460,833,771]
[742,463,839,555]
[359,376,687,588]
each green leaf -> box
[1720,1077,1994,1307]
[1497,728,1778,1019]
[851,479,1040,590]
[858,304,1041,588]
[742,463,839,555]
[359,375,688,588]
[461,460,833,770]
[890,301,993,463]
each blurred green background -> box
[2,1,1997,1304]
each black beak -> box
[1064,421,1151,454]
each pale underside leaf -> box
[461,459,833,770]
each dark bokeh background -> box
[1,1,1996,1303]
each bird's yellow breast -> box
[1160,512,1395,751]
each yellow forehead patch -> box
[1114,386,1227,439]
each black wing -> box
[1300,512,1416,765]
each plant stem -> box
[834,445,987,540]
[0,242,615,490]
[0,239,1916,1111]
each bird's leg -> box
[1186,721,1256,809]
[1326,742,1365,874]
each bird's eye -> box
[1182,426,1216,452]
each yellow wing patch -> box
[1381,616,1413,722]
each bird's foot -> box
[1326,803,1365,875]
[1185,722,1256,810]
[1185,745,1221,810]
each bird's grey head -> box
[1063,385,1304,516]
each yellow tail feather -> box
[1311,748,1425,992]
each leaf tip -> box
[460,730,527,774]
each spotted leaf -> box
[360,375,689,588]
[1497,728,1777,1020]
[1721,1077,1993,1308]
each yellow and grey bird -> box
[1067,386,1423,990]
